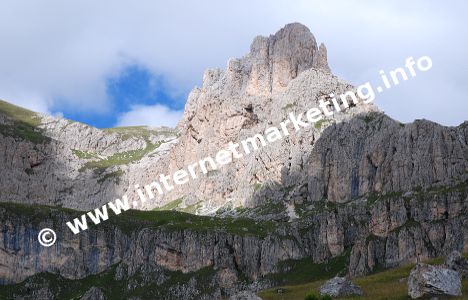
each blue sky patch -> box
[52,65,187,128]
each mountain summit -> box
[242,22,330,94]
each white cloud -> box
[0,0,466,126]
[116,104,183,128]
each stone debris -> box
[445,250,468,278]
[407,263,462,299]
[319,277,363,297]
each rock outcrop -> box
[319,277,363,297]
[446,250,468,278]
[80,287,105,300]
[407,263,462,299]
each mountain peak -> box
[253,23,329,71]
[225,23,331,95]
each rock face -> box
[0,22,360,214]
[446,251,468,278]
[319,277,363,297]
[237,22,330,94]
[307,114,468,203]
[347,185,468,277]
[167,22,373,212]
[1,177,465,287]
[0,106,178,210]
[407,263,462,299]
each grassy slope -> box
[103,126,178,141]
[153,198,184,211]
[0,264,218,299]
[264,252,350,287]
[79,140,164,174]
[85,126,179,172]
[152,198,204,215]
[113,207,280,237]
[0,100,176,167]
[76,126,179,173]
[0,202,281,238]
[258,255,468,300]
[73,128,176,173]
[0,99,48,143]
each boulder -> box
[229,291,262,300]
[80,287,105,300]
[446,250,468,278]
[407,263,462,299]
[215,268,239,288]
[319,277,363,297]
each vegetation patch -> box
[0,100,49,143]
[282,102,297,111]
[0,201,281,239]
[391,219,421,235]
[207,169,220,177]
[366,191,403,207]
[80,140,163,173]
[258,256,468,300]
[0,264,219,300]
[116,209,280,237]
[253,182,262,191]
[97,170,124,184]
[235,202,287,218]
[264,251,350,286]
[425,179,468,196]
[0,202,82,226]
[365,234,381,243]
[72,149,100,160]
[295,200,340,218]
[153,198,204,215]
[103,126,178,141]
[314,119,329,129]
[179,202,203,214]
[304,293,332,300]
[359,112,382,125]
[153,198,183,211]
[407,180,468,203]
[255,202,286,215]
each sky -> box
[0,1,466,128]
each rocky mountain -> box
[0,23,376,213]
[0,23,467,299]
